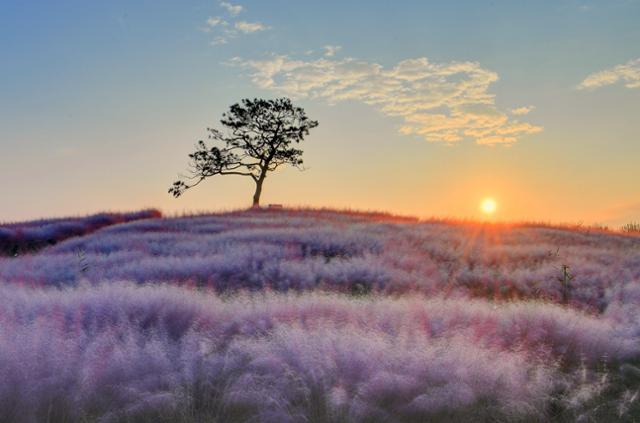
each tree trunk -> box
[252,176,265,208]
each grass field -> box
[1,208,639,422]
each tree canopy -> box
[169,98,318,206]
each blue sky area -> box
[1,1,639,224]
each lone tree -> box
[169,98,318,207]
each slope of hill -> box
[0,209,161,256]
[0,208,639,422]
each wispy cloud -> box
[511,106,534,115]
[210,36,229,46]
[323,45,342,57]
[220,1,243,16]
[229,54,542,146]
[578,58,640,90]
[200,2,269,45]
[578,3,594,12]
[206,16,225,28]
[235,21,269,34]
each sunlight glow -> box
[480,198,497,215]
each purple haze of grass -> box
[0,282,630,422]
[1,209,638,310]
[0,209,639,421]
[0,209,162,256]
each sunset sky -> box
[1,0,639,224]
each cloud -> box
[235,20,269,33]
[206,16,226,27]
[210,36,229,46]
[578,3,594,12]
[229,54,542,146]
[578,58,640,90]
[201,3,269,45]
[220,1,243,16]
[511,106,534,115]
[323,45,342,57]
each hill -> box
[0,208,639,422]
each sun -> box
[480,197,497,215]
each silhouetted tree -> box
[169,98,318,207]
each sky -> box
[1,0,639,225]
